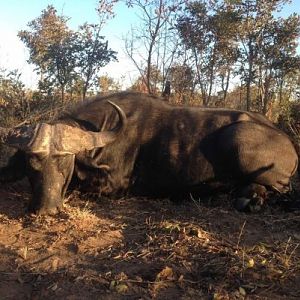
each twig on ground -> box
[236,220,247,250]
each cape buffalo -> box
[0,92,298,214]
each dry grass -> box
[0,183,300,299]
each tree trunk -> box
[146,49,153,94]
[61,84,65,104]
[193,48,207,106]
[207,67,214,105]
[246,40,254,111]
[221,68,231,103]
[207,48,216,105]
[262,75,271,115]
[279,79,284,104]
[82,79,89,101]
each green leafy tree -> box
[212,6,239,104]
[0,69,29,122]
[169,64,195,103]
[19,4,117,102]
[177,1,239,106]
[228,0,298,111]
[18,5,77,103]
[177,0,300,111]
[75,23,117,99]
[129,65,163,93]
[99,74,121,92]
[271,15,300,106]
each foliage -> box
[97,0,119,26]
[1,0,299,115]
[129,65,163,94]
[0,69,29,124]
[277,97,300,158]
[176,1,240,106]
[232,0,300,112]
[99,74,122,92]
[168,64,195,103]
[175,0,300,110]
[18,6,70,75]
[18,6,79,103]
[18,5,117,102]
[76,23,117,99]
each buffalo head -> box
[0,101,126,215]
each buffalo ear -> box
[0,124,50,152]
[0,150,27,182]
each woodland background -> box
[0,1,299,129]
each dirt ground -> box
[0,181,300,300]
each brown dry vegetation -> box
[0,179,300,300]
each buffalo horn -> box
[54,101,127,153]
[99,100,127,145]
[0,101,127,153]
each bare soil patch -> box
[0,183,300,299]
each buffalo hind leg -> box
[234,183,267,212]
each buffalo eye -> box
[27,153,44,171]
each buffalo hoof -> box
[234,197,264,212]
[234,183,267,212]
[234,197,251,212]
